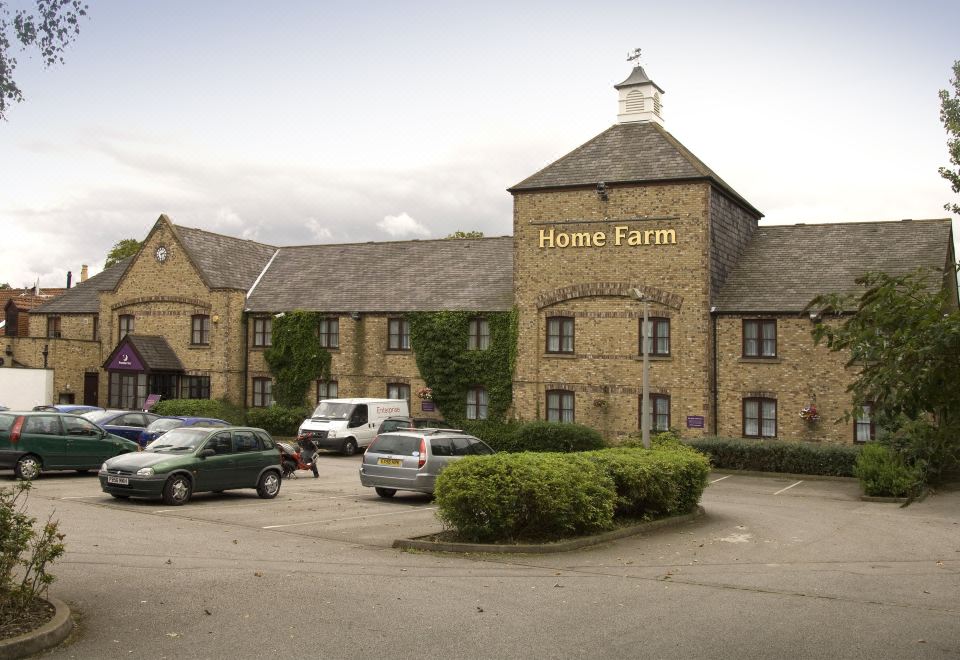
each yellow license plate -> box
[378,458,402,467]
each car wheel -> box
[375,487,396,498]
[257,471,281,499]
[162,474,192,506]
[14,455,42,480]
[342,439,358,456]
[281,459,296,478]
[110,493,130,499]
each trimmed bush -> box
[685,437,861,477]
[434,452,616,543]
[506,421,606,453]
[458,419,523,453]
[855,443,924,497]
[245,405,311,437]
[152,398,245,424]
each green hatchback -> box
[99,426,282,505]
[0,411,140,480]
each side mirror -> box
[200,448,216,458]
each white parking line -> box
[710,475,732,484]
[153,494,360,514]
[60,495,104,499]
[263,507,437,529]
[774,480,803,495]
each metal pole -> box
[641,299,650,448]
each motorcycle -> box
[277,441,314,478]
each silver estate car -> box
[359,428,494,498]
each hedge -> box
[434,445,709,543]
[457,420,606,454]
[152,398,245,425]
[855,443,924,497]
[685,437,861,477]
[245,405,311,437]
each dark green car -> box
[0,411,140,480]
[99,426,282,505]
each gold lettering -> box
[538,228,555,249]
[555,232,570,248]
[593,231,606,247]
[570,232,593,247]
[614,226,628,245]
[627,230,642,246]
[643,230,655,245]
[654,229,676,244]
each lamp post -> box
[631,289,651,448]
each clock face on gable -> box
[155,246,169,263]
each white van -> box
[297,398,409,456]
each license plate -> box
[107,475,129,485]
[377,458,402,467]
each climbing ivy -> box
[408,309,518,424]
[263,311,331,407]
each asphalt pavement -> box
[6,454,959,659]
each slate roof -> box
[32,258,132,314]
[713,219,954,313]
[174,225,277,290]
[509,122,761,217]
[105,335,184,372]
[245,237,514,312]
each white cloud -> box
[376,212,431,238]
[305,218,333,241]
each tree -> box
[940,60,960,215]
[104,238,142,269]
[0,282,10,289]
[0,0,88,121]
[445,230,484,239]
[809,269,960,480]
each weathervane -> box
[627,48,642,64]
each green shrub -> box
[685,437,861,477]
[585,447,710,517]
[457,419,523,452]
[619,429,687,451]
[152,398,245,424]
[1,482,66,622]
[507,421,606,453]
[434,452,616,543]
[855,443,924,497]
[883,419,960,485]
[245,405,311,437]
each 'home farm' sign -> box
[538,225,677,249]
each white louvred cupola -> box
[615,51,664,125]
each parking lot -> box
[6,456,960,659]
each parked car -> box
[55,405,105,414]
[81,409,162,442]
[375,416,454,435]
[0,411,140,480]
[359,428,494,498]
[138,416,231,447]
[99,426,282,505]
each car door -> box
[62,415,118,468]
[21,415,69,468]
[231,430,266,487]
[193,431,236,492]
[348,404,376,447]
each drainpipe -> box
[242,313,249,409]
[711,308,719,436]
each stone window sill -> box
[738,357,782,364]
[632,355,672,362]
[543,353,576,359]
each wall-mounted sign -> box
[686,415,705,429]
[107,350,143,371]
[538,225,677,249]
[421,401,435,412]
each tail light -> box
[10,416,23,443]
[418,437,426,468]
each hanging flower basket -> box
[799,405,820,423]
[416,387,433,401]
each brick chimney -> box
[80,265,88,282]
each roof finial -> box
[627,48,642,65]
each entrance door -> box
[83,372,99,407]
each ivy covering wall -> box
[264,310,331,407]
[408,310,517,423]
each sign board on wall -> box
[686,416,705,429]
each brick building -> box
[1,63,955,443]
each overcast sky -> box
[1,0,958,288]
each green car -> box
[0,411,140,480]
[99,426,282,505]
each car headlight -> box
[136,467,155,477]
[327,430,337,438]
[100,462,108,472]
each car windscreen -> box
[310,402,354,420]
[368,434,420,456]
[145,428,208,451]
[82,410,116,423]
[146,418,185,432]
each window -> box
[148,373,178,401]
[855,404,875,443]
[388,318,410,350]
[191,315,211,345]
[743,320,776,358]
[743,397,777,438]
[640,318,670,356]
[639,394,671,431]
[466,386,488,420]
[253,318,272,347]
[252,377,272,407]
[318,318,339,348]
[24,415,61,435]
[118,314,135,341]
[546,316,574,354]
[47,316,62,339]
[546,389,575,423]
[468,318,490,350]
[387,383,411,402]
[109,372,146,409]
[181,376,210,400]
[92,314,99,341]
[317,380,338,401]
[207,432,233,455]
[233,430,261,453]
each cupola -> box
[615,61,664,125]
